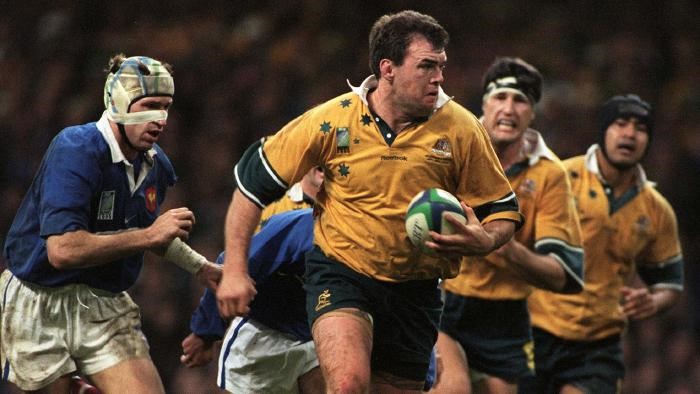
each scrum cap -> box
[599,94,653,135]
[103,56,174,125]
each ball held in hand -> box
[405,188,466,255]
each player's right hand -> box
[147,207,195,249]
[216,269,257,318]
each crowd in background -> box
[1,1,699,392]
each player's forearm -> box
[505,244,567,292]
[46,228,151,269]
[482,219,516,252]
[222,189,262,275]
[651,288,682,314]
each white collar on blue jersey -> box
[97,111,158,165]
[347,75,452,110]
[585,144,652,188]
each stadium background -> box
[1,1,698,392]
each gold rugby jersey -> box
[444,129,584,299]
[234,76,522,281]
[528,145,684,340]
[256,182,314,233]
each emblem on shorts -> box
[145,186,157,213]
[97,190,116,220]
[336,127,350,154]
[315,289,332,311]
[523,340,535,370]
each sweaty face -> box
[122,96,173,154]
[390,35,446,118]
[603,117,649,169]
[482,91,534,147]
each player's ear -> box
[379,59,394,82]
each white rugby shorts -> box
[0,270,151,391]
[217,316,318,393]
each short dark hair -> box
[481,57,542,103]
[368,10,449,77]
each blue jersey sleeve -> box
[189,209,315,340]
[189,253,227,340]
[40,127,105,237]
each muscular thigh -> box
[304,248,441,384]
[312,308,373,379]
[89,357,164,394]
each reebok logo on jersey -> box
[97,191,115,220]
[315,289,332,311]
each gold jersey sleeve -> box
[528,155,683,340]
[444,154,583,299]
[261,92,521,281]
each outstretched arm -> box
[46,207,195,269]
[216,189,259,318]
[493,239,567,292]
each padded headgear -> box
[599,94,653,136]
[103,56,174,125]
[598,94,653,162]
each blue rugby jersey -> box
[190,209,314,341]
[3,113,176,292]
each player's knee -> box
[328,372,370,394]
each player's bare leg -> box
[23,374,71,394]
[430,332,471,393]
[372,371,425,393]
[559,384,585,394]
[472,376,516,394]
[312,308,372,393]
[298,366,325,393]
[88,357,164,394]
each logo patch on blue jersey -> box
[337,127,350,154]
[98,191,116,220]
